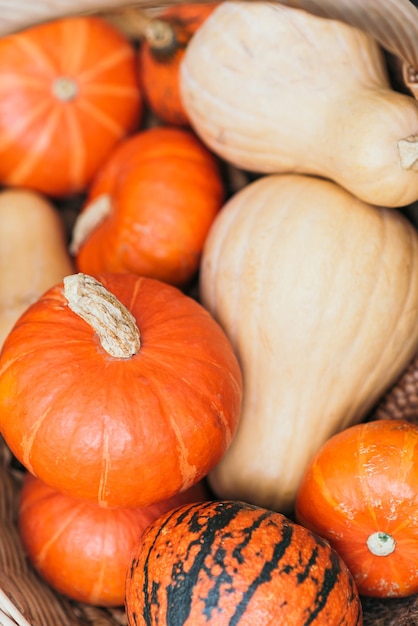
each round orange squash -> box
[295,419,418,598]
[18,472,209,606]
[139,3,219,126]
[0,16,142,197]
[71,126,225,287]
[0,272,242,508]
[125,499,363,625]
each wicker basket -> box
[2,1,418,624]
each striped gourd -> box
[125,500,363,625]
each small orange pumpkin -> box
[139,4,219,126]
[18,472,209,606]
[0,16,142,197]
[0,272,242,508]
[125,499,363,625]
[295,419,418,598]
[71,126,225,287]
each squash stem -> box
[70,193,112,255]
[63,273,141,359]
[145,19,177,57]
[398,135,418,171]
[366,531,396,557]
[52,77,78,102]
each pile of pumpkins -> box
[2,2,418,624]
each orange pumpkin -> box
[139,4,219,126]
[18,472,209,606]
[125,499,363,625]
[0,16,142,197]
[295,419,418,598]
[71,126,225,287]
[0,272,242,508]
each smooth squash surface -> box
[181,1,418,207]
[0,189,74,348]
[200,173,418,514]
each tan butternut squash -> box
[180,1,418,208]
[200,173,418,514]
[0,189,74,347]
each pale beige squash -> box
[0,189,74,348]
[180,1,418,208]
[200,173,418,514]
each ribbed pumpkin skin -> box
[200,174,418,514]
[18,473,209,606]
[295,420,418,598]
[0,16,142,197]
[0,273,242,508]
[139,3,218,126]
[125,500,363,625]
[73,126,225,286]
[180,1,418,208]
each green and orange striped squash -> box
[125,499,363,625]
[0,16,142,197]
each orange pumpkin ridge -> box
[71,126,225,287]
[0,273,242,509]
[18,472,210,606]
[0,16,142,197]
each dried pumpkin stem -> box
[100,7,163,41]
[63,273,141,359]
[70,193,112,255]
[144,19,177,54]
[397,135,418,171]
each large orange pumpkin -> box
[0,272,242,508]
[0,16,142,197]
[125,499,363,625]
[18,472,209,606]
[139,4,219,126]
[295,419,418,598]
[71,126,225,287]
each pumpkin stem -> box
[70,194,112,256]
[402,63,418,100]
[52,77,78,102]
[63,273,141,359]
[101,6,154,40]
[145,19,177,58]
[398,135,418,171]
[366,531,396,557]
